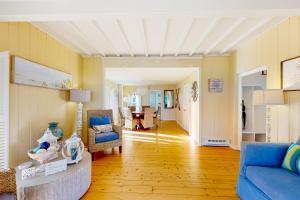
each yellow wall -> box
[0,22,82,167]
[82,57,104,143]
[201,57,232,143]
[231,16,300,146]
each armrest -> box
[113,125,122,139]
[240,142,290,177]
[88,128,96,147]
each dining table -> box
[131,111,144,129]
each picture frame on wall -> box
[281,56,300,91]
[11,56,73,90]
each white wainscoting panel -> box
[0,51,10,169]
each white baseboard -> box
[230,144,240,150]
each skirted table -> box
[16,151,91,200]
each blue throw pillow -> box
[282,144,300,174]
[90,115,111,127]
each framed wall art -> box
[11,56,73,90]
[281,56,300,91]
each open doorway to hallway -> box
[104,66,201,144]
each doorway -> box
[238,66,267,148]
[149,90,162,118]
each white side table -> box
[16,151,91,200]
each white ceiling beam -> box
[160,18,169,57]
[92,21,120,57]
[139,18,148,56]
[221,17,273,54]
[189,18,219,56]
[1,1,300,21]
[204,17,245,55]
[174,18,195,56]
[116,19,134,57]
[69,22,106,56]
[32,22,92,56]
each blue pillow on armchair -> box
[90,116,111,127]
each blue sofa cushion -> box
[95,132,119,143]
[90,115,111,127]
[246,166,300,200]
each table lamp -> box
[253,89,284,142]
[70,89,91,138]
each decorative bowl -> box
[28,148,57,164]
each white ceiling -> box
[0,0,299,57]
[105,67,198,85]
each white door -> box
[183,84,192,132]
[0,51,10,169]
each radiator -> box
[203,139,230,146]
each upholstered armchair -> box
[87,109,122,160]
[0,168,16,200]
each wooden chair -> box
[141,108,154,129]
[87,109,122,160]
[128,106,135,112]
[0,168,16,200]
[142,105,150,111]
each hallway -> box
[82,121,240,200]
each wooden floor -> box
[82,121,240,200]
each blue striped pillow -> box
[297,156,300,174]
[282,144,300,174]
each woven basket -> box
[0,168,16,194]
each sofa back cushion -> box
[90,115,111,127]
[282,144,300,174]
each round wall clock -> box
[192,81,198,102]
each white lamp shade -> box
[253,89,284,105]
[70,89,91,103]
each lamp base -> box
[76,102,83,138]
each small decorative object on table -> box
[62,133,84,164]
[48,122,63,140]
[28,128,59,164]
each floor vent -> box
[203,139,230,146]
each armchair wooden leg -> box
[119,146,122,153]
[92,152,95,161]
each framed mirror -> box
[164,90,174,109]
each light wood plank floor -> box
[82,121,240,200]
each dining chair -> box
[141,108,154,129]
[142,105,150,111]
[124,108,138,130]
[128,106,135,112]
[153,106,161,129]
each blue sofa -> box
[237,142,300,200]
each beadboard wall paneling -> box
[0,22,82,167]
[231,16,300,146]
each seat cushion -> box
[95,132,119,143]
[246,166,300,200]
[0,193,16,200]
[90,115,111,127]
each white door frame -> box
[182,83,192,132]
[237,66,267,149]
